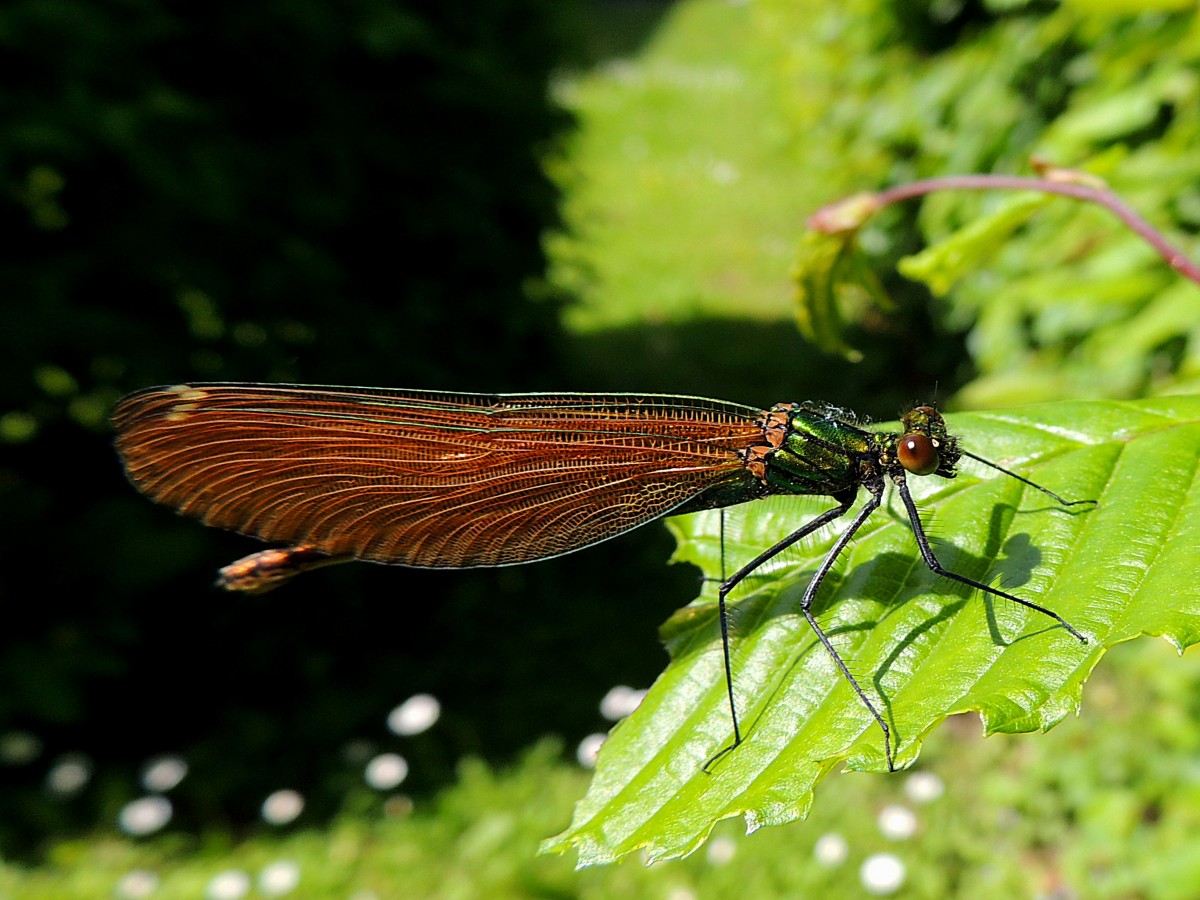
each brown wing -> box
[112,383,766,568]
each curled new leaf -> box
[792,227,893,361]
[897,192,1051,296]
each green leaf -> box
[543,396,1200,866]
[897,192,1051,296]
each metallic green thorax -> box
[759,402,962,498]
[675,402,964,516]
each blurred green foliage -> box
[551,0,1200,408]
[885,8,1200,406]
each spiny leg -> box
[704,493,854,772]
[720,509,727,583]
[696,510,729,592]
[893,476,1088,644]
[794,488,897,771]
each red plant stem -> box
[870,174,1200,287]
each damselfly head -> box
[897,406,960,479]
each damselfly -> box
[112,384,1092,769]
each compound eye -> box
[898,433,939,476]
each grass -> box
[6,638,1200,898]
[546,0,894,332]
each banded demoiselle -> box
[112,384,1092,770]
